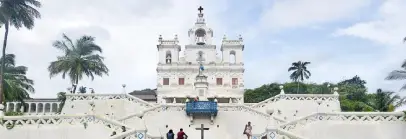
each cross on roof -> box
[198,6,204,14]
[195,124,209,139]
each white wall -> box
[0,123,112,139]
[62,99,150,119]
[300,121,406,139]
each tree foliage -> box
[244,75,406,112]
[1,54,34,102]
[0,0,41,104]
[48,34,109,93]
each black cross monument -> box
[195,124,209,139]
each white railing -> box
[0,114,133,136]
[118,104,185,122]
[251,94,339,109]
[4,101,61,115]
[218,104,272,120]
[279,112,405,133]
[65,94,154,108]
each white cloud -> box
[3,0,226,98]
[259,0,372,30]
[335,0,406,45]
[334,0,406,94]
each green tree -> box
[0,0,41,104]
[288,61,311,93]
[1,54,34,102]
[244,83,281,103]
[385,62,406,90]
[338,75,366,88]
[48,34,109,93]
[57,92,66,113]
[368,89,406,112]
[78,86,87,93]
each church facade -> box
[156,9,245,104]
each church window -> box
[178,78,185,85]
[216,78,223,85]
[163,78,169,85]
[232,78,238,85]
[166,51,172,64]
[230,51,236,64]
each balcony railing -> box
[186,101,218,116]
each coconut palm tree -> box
[1,54,34,102]
[368,89,406,112]
[48,34,109,93]
[0,0,42,104]
[288,61,311,93]
[385,62,406,90]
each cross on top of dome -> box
[198,6,204,14]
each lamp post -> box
[122,84,126,94]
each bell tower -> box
[188,6,214,45]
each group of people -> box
[165,122,253,139]
[166,128,188,139]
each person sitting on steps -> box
[177,128,188,139]
[167,129,175,139]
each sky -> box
[3,0,406,99]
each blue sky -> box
[2,0,406,99]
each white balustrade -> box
[5,101,61,115]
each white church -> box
[156,6,244,104]
[0,7,405,139]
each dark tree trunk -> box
[71,75,79,94]
[0,22,9,105]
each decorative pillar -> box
[35,103,39,114]
[333,87,339,95]
[173,97,176,103]
[189,114,194,124]
[50,104,53,114]
[229,98,232,103]
[13,102,17,112]
[210,115,214,125]
[279,85,285,94]
[20,103,24,112]
[42,103,46,114]
[5,102,10,112]
[28,103,31,113]
[0,104,4,116]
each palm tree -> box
[288,61,311,93]
[78,86,87,94]
[56,92,66,113]
[385,62,406,90]
[1,54,34,102]
[368,89,406,112]
[48,34,109,93]
[0,0,41,104]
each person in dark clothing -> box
[177,128,188,139]
[167,129,175,139]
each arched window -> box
[165,51,172,64]
[195,28,206,45]
[230,50,236,64]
